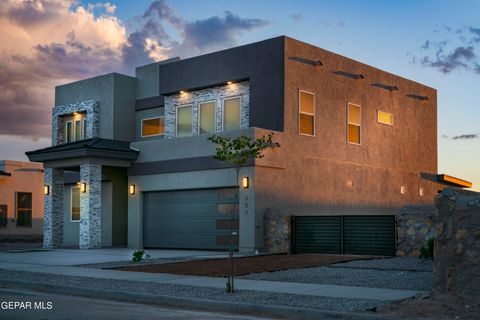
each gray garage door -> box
[143,188,239,250]
[293,215,396,256]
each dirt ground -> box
[117,254,371,277]
[377,294,480,320]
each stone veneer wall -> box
[396,205,435,257]
[433,188,480,297]
[264,208,291,254]
[43,168,64,249]
[164,81,249,139]
[79,163,102,249]
[52,100,100,145]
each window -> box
[71,187,80,222]
[199,101,216,134]
[377,111,393,125]
[65,117,85,143]
[66,121,73,143]
[141,117,165,137]
[347,103,361,144]
[223,97,241,131]
[16,192,32,227]
[299,90,315,136]
[176,105,193,137]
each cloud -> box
[0,0,268,139]
[415,25,480,75]
[289,13,302,22]
[452,134,479,140]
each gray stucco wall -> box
[55,73,136,142]
[103,166,128,246]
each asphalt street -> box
[0,287,278,320]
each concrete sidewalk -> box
[0,258,424,302]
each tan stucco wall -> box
[255,37,439,219]
[0,160,44,237]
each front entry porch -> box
[27,138,139,249]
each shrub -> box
[419,237,435,260]
[132,249,150,262]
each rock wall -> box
[433,188,480,297]
[264,208,291,254]
[396,205,435,257]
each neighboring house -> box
[0,160,44,241]
[27,36,471,254]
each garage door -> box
[143,188,238,250]
[293,215,395,256]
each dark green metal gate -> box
[293,215,395,256]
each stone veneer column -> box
[79,163,102,249]
[43,168,64,249]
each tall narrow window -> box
[75,119,82,141]
[199,101,216,134]
[347,103,361,144]
[176,105,193,137]
[223,97,241,131]
[299,90,315,136]
[71,187,80,222]
[141,117,165,137]
[16,192,32,227]
[65,121,73,143]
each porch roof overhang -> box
[26,138,139,167]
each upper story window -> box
[176,105,193,137]
[347,103,361,144]
[142,117,165,137]
[65,114,86,143]
[223,97,241,131]
[199,101,216,134]
[299,90,315,136]
[377,110,394,125]
[16,192,32,227]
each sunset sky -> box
[0,0,478,190]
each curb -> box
[1,278,403,320]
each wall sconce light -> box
[79,182,87,193]
[129,184,136,195]
[242,177,249,189]
[400,185,406,195]
[44,185,50,195]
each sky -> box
[0,0,478,190]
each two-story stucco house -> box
[27,36,469,255]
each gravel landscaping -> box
[0,269,390,313]
[241,257,433,291]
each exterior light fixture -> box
[227,81,233,85]
[129,184,136,195]
[400,185,406,195]
[44,185,50,195]
[242,177,249,188]
[79,182,87,193]
[73,112,78,115]
[179,90,185,94]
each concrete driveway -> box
[0,248,228,266]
